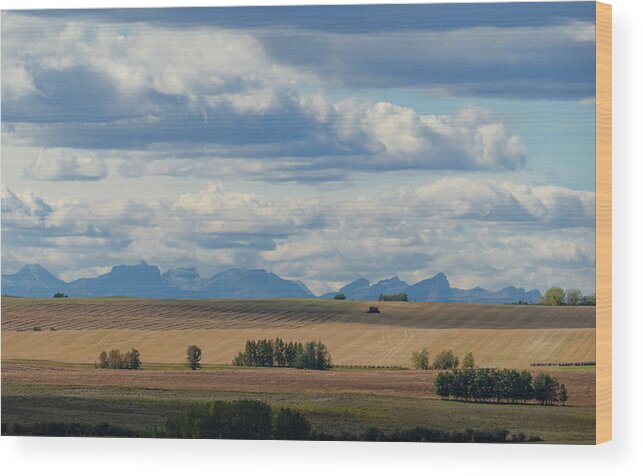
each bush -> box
[411,348,429,370]
[187,345,202,370]
[432,350,459,369]
[333,293,346,300]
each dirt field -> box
[1,361,596,407]
[1,297,595,368]
[1,297,595,330]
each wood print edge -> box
[595,0,612,445]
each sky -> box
[1,3,597,294]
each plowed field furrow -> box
[1,297,595,331]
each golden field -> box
[1,297,595,368]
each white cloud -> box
[1,178,595,292]
[24,149,108,181]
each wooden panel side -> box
[596,1,612,445]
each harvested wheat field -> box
[1,297,595,368]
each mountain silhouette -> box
[2,262,541,303]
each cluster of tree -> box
[163,399,311,440]
[53,292,68,298]
[97,348,141,369]
[378,292,408,301]
[333,293,346,300]
[159,399,537,443]
[435,368,568,405]
[538,287,596,306]
[411,348,467,370]
[3,421,137,437]
[232,338,331,370]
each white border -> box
[1,1,641,475]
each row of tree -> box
[232,338,332,370]
[163,399,311,440]
[411,348,473,370]
[435,368,568,405]
[160,399,533,442]
[378,292,409,301]
[538,287,596,306]
[97,348,141,369]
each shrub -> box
[333,293,346,300]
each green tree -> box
[534,373,560,405]
[333,293,346,300]
[378,292,409,301]
[462,352,475,369]
[273,408,312,440]
[125,348,141,369]
[542,286,566,306]
[107,349,124,369]
[432,350,459,370]
[559,384,569,405]
[187,345,202,370]
[435,371,453,398]
[98,350,108,369]
[581,293,596,306]
[411,348,429,370]
[565,289,583,306]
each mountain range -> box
[1,262,541,304]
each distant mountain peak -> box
[2,263,541,304]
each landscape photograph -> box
[1,3,598,443]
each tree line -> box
[378,292,408,301]
[232,338,331,370]
[159,399,538,442]
[538,287,595,306]
[435,368,568,405]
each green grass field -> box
[1,381,595,443]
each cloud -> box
[262,23,596,100]
[2,179,594,292]
[1,186,52,228]
[406,178,595,226]
[24,149,108,181]
[2,11,582,181]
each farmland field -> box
[1,297,596,442]
[1,297,595,368]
